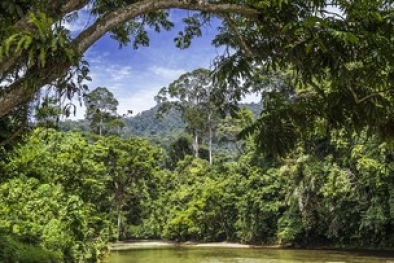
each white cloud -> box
[80,49,189,117]
[86,51,110,64]
[63,20,85,32]
[117,88,159,117]
[102,65,133,82]
[77,63,175,117]
[149,66,185,81]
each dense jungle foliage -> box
[2,104,394,262]
[2,0,394,262]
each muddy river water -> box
[107,247,394,263]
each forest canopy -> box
[1,0,394,146]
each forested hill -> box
[122,102,262,138]
[123,104,184,138]
[60,102,262,138]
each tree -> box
[2,128,112,262]
[34,96,62,129]
[84,87,120,136]
[217,106,255,155]
[212,2,394,154]
[167,134,193,169]
[95,136,162,240]
[156,68,219,163]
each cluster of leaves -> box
[126,129,394,248]
[0,230,60,263]
[212,0,394,149]
[0,128,162,262]
[0,129,111,262]
[0,12,74,69]
[84,87,123,136]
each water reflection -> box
[107,247,394,263]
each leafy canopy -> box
[1,0,394,154]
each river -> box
[106,247,394,263]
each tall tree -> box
[95,136,162,240]
[84,87,120,136]
[156,68,217,162]
[34,96,62,129]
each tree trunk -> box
[208,112,213,165]
[193,132,199,158]
[117,206,122,241]
[99,117,103,136]
[0,85,35,120]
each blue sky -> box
[61,5,342,120]
[66,9,258,119]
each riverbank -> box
[109,240,394,257]
[109,240,284,251]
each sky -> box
[66,9,259,119]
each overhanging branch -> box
[0,0,260,119]
[75,0,260,54]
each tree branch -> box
[0,0,260,119]
[348,86,393,104]
[0,125,26,147]
[0,59,73,119]
[221,14,254,57]
[74,0,260,54]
